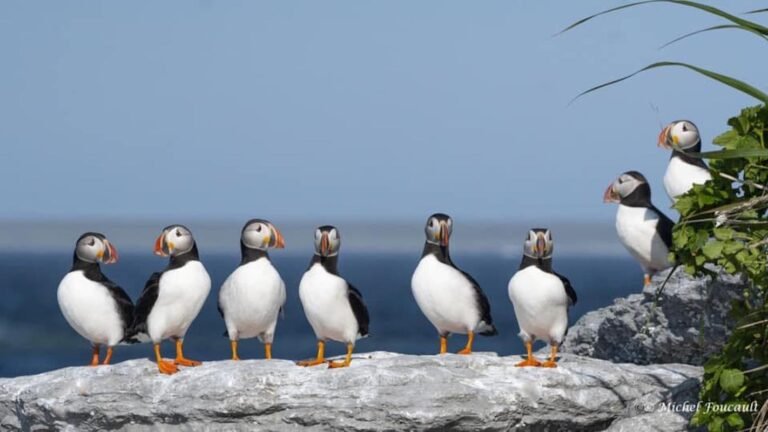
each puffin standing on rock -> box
[298,226,370,368]
[604,171,674,286]
[131,225,211,375]
[411,213,497,355]
[218,219,286,360]
[508,229,576,368]
[57,233,133,366]
[659,120,712,202]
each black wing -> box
[130,272,161,337]
[554,271,577,306]
[652,205,675,250]
[458,269,497,336]
[99,276,135,341]
[347,283,370,337]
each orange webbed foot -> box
[327,360,350,369]
[457,348,472,355]
[541,360,558,368]
[297,358,325,367]
[174,357,202,367]
[515,357,542,367]
[158,360,179,375]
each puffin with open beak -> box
[298,225,370,368]
[508,229,577,368]
[604,171,674,286]
[218,219,286,360]
[57,233,134,366]
[658,120,712,202]
[411,213,497,355]
[130,225,211,375]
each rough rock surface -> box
[0,352,701,431]
[560,268,742,366]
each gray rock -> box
[0,352,701,431]
[560,268,742,366]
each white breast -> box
[298,263,359,344]
[147,261,211,342]
[57,271,125,346]
[615,205,672,273]
[507,266,569,344]
[664,156,712,202]
[219,259,286,342]
[411,255,481,335]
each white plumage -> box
[299,263,360,344]
[507,266,569,344]
[57,271,125,346]
[615,204,671,274]
[411,254,481,335]
[219,258,286,342]
[664,156,712,202]
[146,261,211,343]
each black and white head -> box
[241,219,285,251]
[523,228,553,260]
[658,120,700,151]
[314,225,341,257]
[603,171,651,205]
[424,213,453,247]
[75,232,118,264]
[154,224,196,257]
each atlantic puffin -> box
[604,171,674,286]
[57,232,133,366]
[297,225,369,368]
[411,213,497,355]
[218,219,286,360]
[508,229,577,368]
[131,225,211,374]
[658,120,712,202]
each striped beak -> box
[154,231,170,256]
[319,232,330,256]
[269,224,285,249]
[439,221,449,247]
[603,182,620,203]
[102,240,119,264]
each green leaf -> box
[723,240,744,255]
[702,241,724,259]
[660,24,768,49]
[713,228,733,240]
[558,1,768,36]
[572,62,768,105]
[719,369,745,394]
[725,412,745,429]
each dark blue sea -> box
[0,252,641,377]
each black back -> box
[651,205,675,250]
[421,242,497,336]
[519,255,578,306]
[71,252,135,342]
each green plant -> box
[561,2,768,430]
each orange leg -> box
[264,343,272,360]
[515,340,542,367]
[102,346,114,365]
[644,274,651,286]
[90,345,100,366]
[230,340,240,361]
[542,344,558,368]
[174,339,201,367]
[457,331,474,355]
[155,343,178,375]
[439,335,448,354]
[297,341,326,366]
[328,343,354,368]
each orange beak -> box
[270,225,285,249]
[535,234,546,257]
[104,240,119,264]
[658,125,672,149]
[320,232,330,256]
[154,232,168,256]
[603,182,619,203]
[439,222,449,247]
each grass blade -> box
[660,24,768,49]
[558,1,768,36]
[688,149,768,159]
[745,8,768,15]
[571,61,768,104]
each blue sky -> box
[1,1,766,224]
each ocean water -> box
[0,252,642,377]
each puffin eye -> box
[88,238,95,246]
[682,123,688,132]
[429,220,434,227]
[176,230,182,237]
[256,225,262,233]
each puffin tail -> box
[477,321,498,337]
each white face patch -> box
[242,222,269,250]
[167,226,194,255]
[615,174,643,199]
[670,120,700,150]
[314,227,341,256]
[76,235,102,263]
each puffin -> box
[658,120,712,202]
[57,232,133,366]
[297,225,369,368]
[507,229,577,368]
[604,171,675,286]
[218,219,286,360]
[131,225,211,374]
[411,213,497,355]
